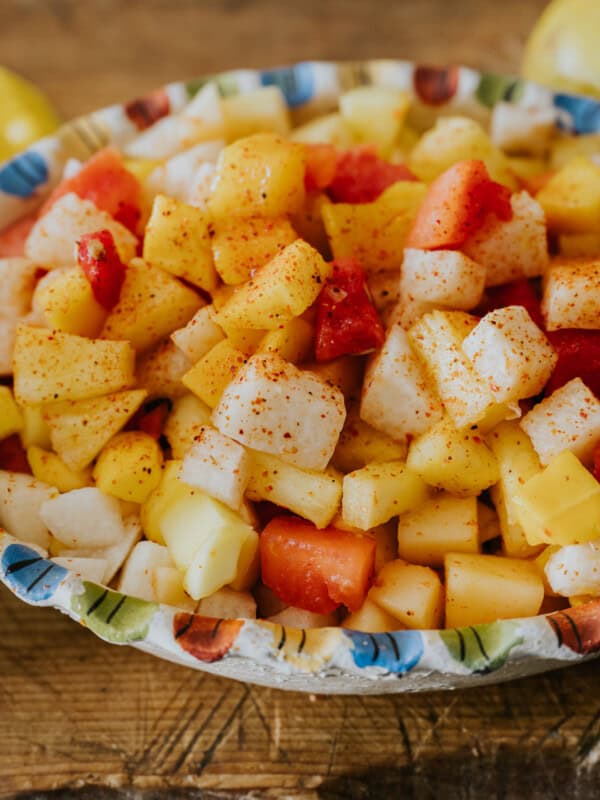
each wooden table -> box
[4,0,600,797]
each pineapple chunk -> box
[25,193,137,268]
[196,587,257,619]
[322,181,427,272]
[462,191,549,287]
[27,446,91,492]
[408,310,502,429]
[0,386,23,440]
[20,405,51,449]
[401,249,486,310]
[152,566,196,610]
[216,240,331,331]
[208,132,306,219]
[246,450,342,529]
[550,134,600,170]
[93,431,163,504]
[143,194,217,292]
[33,267,107,337]
[212,353,346,471]
[182,339,248,409]
[520,378,600,465]
[541,259,600,330]
[140,459,195,544]
[370,559,444,630]
[13,325,135,405]
[257,317,314,364]
[0,257,40,375]
[290,113,353,147]
[100,260,202,352]
[536,157,600,233]
[513,450,600,546]
[40,487,124,548]
[445,552,544,628]
[0,471,57,548]
[171,306,225,363]
[118,541,174,602]
[477,501,501,544]
[163,393,212,459]
[304,356,364,405]
[229,522,260,591]
[160,489,257,600]
[343,595,406,633]
[212,215,298,286]
[180,426,250,510]
[408,116,516,187]
[558,233,600,258]
[545,541,600,598]
[341,461,430,530]
[332,406,407,473]
[406,417,499,496]
[136,339,191,400]
[222,86,291,141]
[462,306,557,404]
[43,389,147,471]
[360,323,443,440]
[486,421,543,558]
[339,86,410,155]
[267,607,337,628]
[397,494,480,567]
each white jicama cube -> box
[212,353,346,471]
[397,494,480,567]
[152,566,196,610]
[171,306,225,363]
[341,461,430,530]
[61,514,142,584]
[118,541,174,601]
[163,393,212,459]
[520,378,600,465]
[246,450,342,529]
[25,193,137,269]
[490,102,558,155]
[463,191,549,287]
[52,556,108,584]
[144,139,224,204]
[136,339,192,400]
[180,426,250,510]
[408,310,500,429]
[40,487,124,548]
[196,586,257,619]
[360,323,443,440]
[545,541,600,597]
[385,291,437,331]
[0,258,40,375]
[541,259,600,330]
[0,471,57,549]
[401,249,486,310]
[462,306,558,403]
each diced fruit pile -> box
[1,82,600,633]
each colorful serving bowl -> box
[1,60,599,694]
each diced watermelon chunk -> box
[545,330,600,399]
[328,144,416,203]
[127,398,172,440]
[315,258,385,362]
[0,434,31,474]
[260,516,376,613]
[77,229,127,311]
[483,279,544,329]
[0,214,37,258]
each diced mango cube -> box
[93,431,163,504]
[181,339,247,409]
[339,86,410,156]
[537,157,600,234]
[33,268,107,338]
[140,459,196,544]
[27,446,91,492]
[343,595,406,633]
[370,559,444,630]
[0,386,23,440]
[257,317,313,364]
[332,406,407,473]
[222,86,291,141]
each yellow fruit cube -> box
[216,240,331,331]
[163,393,212,459]
[222,86,291,141]
[537,157,600,233]
[209,132,306,219]
[257,317,313,364]
[342,461,430,530]
[290,192,331,255]
[152,566,196,611]
[322,181,426,272]
[343,595,406,633]
[541,258,600,330]
[135,339,191,400]
[33,268,107,338]
[370,559,444,630]
[486,421,543,558]
[27,446,91,492]
[0,386,23,440]
[212,215,298,285]
[101,260,202,352]
[533,545,562,597]
[93,431,163,504]
[445,552,544,628]
[19,405,51,449]
[558,233,600,258]
[181,339,247,408]
[339,86,410,156]
[13,326,135,406]
[513,450,600,546]
[290,113,353,147]
[140,459,197,544]
[397,494,480,567]
[332,407,407,473]
[407,416,499,496]
[246,450,342,529]
[304,356,364,405]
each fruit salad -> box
[1,81,599,634]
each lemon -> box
[522,0,600,97]
[0,67,60,161]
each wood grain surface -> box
[4,1,600,798]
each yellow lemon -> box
[0,66,60,161]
